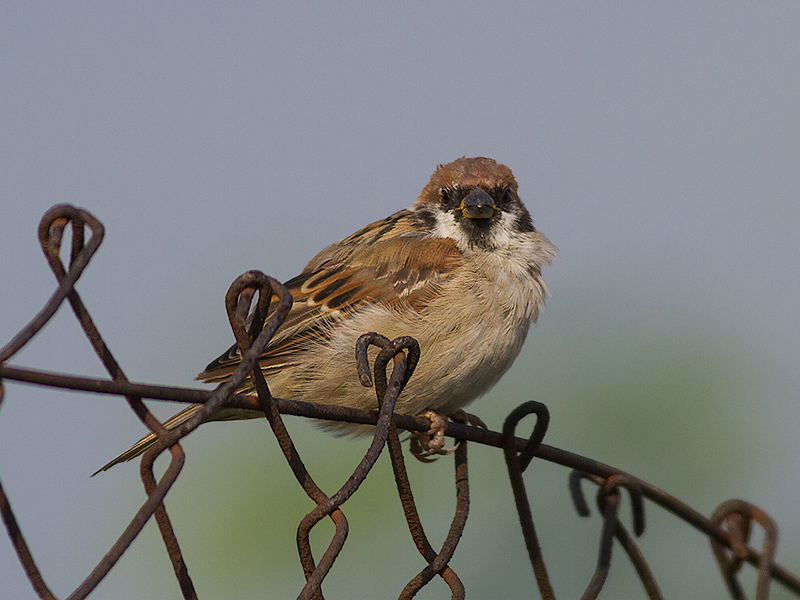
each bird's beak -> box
[459,188,496,220]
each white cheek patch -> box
[489,212,518,248]
[433,211,471,250]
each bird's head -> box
[413,157,536,251]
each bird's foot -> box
[408,409,488,462]
[410,410,453,462]
[409,409,482,462]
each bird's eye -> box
[502,188,511,204]
[440,188,453,206]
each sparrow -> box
[95,157,555,473]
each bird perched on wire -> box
[95,157,555,473]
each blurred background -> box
[2,3,799,598]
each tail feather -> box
[92,404,204,476]
[92,403,264,476]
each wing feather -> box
[197,211,462,384]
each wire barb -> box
[711,499,779,600]
[570,472,662,600]
[502,400,555,599]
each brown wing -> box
[197,211,463,384]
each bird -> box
[95,157,555,473]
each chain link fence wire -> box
[1,204,799,599]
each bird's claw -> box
[450,409,488,430]
[409,410,460,462]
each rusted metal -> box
[1,206,103,365]
[140,446,196,600]
[2,204,800,599]
[66,447,186,600]
[0,478,58,600]
[356,333,468,599]
[711,499,779,600]
[502,400,555,600]
[570,471,662,600]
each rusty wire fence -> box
[1,204,799,599]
